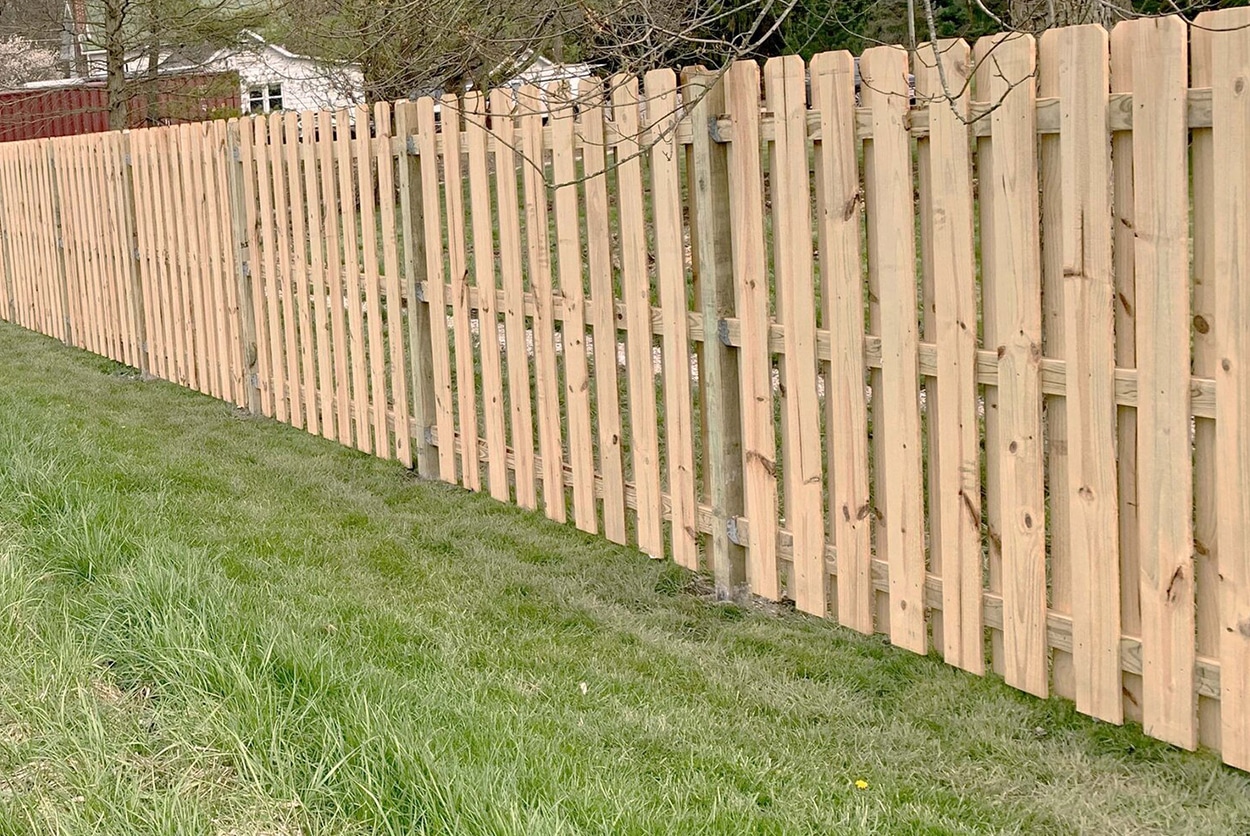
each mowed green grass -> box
[0,322,1247,836]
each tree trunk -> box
[103,0,128,130]
[145,31,161,126]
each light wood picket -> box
[1206,6,1250,771]
[285,112,317,436]
[723,60,779,600]
[337,107,368,451]
[1037,31,1073,702]
[974,33,1048,697]
[647,68,697,568]
[1050,25,1122,723]
[320,111,352,442]
[1190,10,1221,754]
[6,12,1250,771]
[358,105,388,455]
[913,41,982,673]
[1121,16,1196,750]
[465,91,510,502]
[861,46,925,651]
[552,83,597,535]
[488,89,537,508]
[1109,21,1144,725]
[303,112,333,439]
[765,56,825,614]
[376,106,412,468]
[443,96,480,489]
[579,81,627,543]
[520,84,565,519]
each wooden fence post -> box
[685,68,748,598]
[394,100,439,479]
[225,118,262,415]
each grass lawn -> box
[0,321,1247,835]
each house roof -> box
[205,30,350,67]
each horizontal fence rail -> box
[1,10,1249,771]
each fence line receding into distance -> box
[2,10,1249,771]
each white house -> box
[203,31,363,115]
[499,52,595,99]
[59,29,362,116]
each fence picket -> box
[861,46,925,651]
[811,51,871,632]
[648,68,697,567]
[160,128,194,387]
[1108,21,1143,724]
[337,107,369,451]
[199,124,225,394]
[443,95,480,489]
[319,111,352,441]
[1190,11,1222,753]
[269,113,300,426]
[303,111,334,438]
[973,33,1048,697]
[914,41,982,671]
[612,74,663,556]
[213,123,239,401]
[181,125,213,395]
[764,56,825,613]
[75,139,104,355]
[1119,17,1196,749]
[465,91,509,499]
[359,104,389,456]
[519,84,567,519]
[488,88,537,507]
[551,84,598,532]
[376,106,411,468]
[1037,33,1073,701]
[56,139,87,351]
[1207,8,1250,770]
[1051,25,1122,723]
[132,132,164,378]
[175,128,204,391]
[285,112,317,436]
[579,80,627,542]
[255,116,285,417]
[73,141,103,354]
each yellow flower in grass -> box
[854,779,869,790]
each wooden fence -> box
[1,10,1249,770]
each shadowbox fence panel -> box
[0,10,1248,770]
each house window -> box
[247,83,283,113]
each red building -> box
[0,72,240,142]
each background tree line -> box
[0,0,1242,126]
